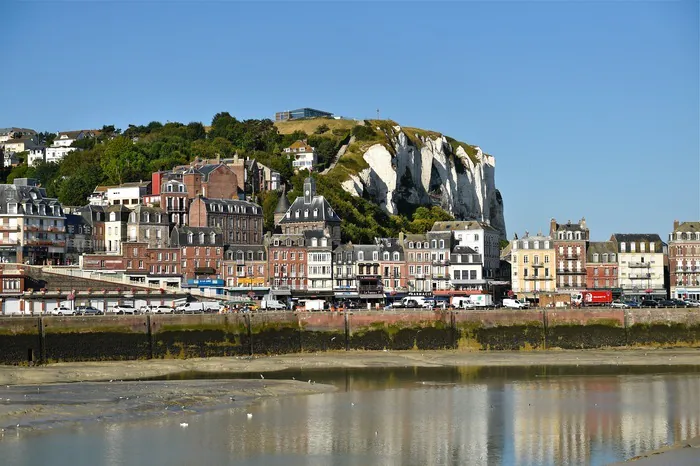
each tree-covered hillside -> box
[0,113,454,243]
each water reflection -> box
[2,370,700,466]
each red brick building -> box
[401,233,432,295]
[183,164,239,200]
[378,238,407,296]
[551,218,590,292]
[169,226,224,281]
[669,220,700,300]
[188,197,263,245]
[585,241,618,291]
[266,233,307,299]
[123,242,181,287]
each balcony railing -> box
[433,274,451,279]
[432,260,449,266]
[26,240,66,247]
[0,240,19,246]
[557,269,585,275]
[628,274,653,279]
[628,261,652,268]
[0,225,19,232]
[524,276,554,281]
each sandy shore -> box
[1,348,699,386]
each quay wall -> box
[0,308,699,364]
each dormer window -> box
[199,232,205,244]
[593,253,599,262]
[188,232,193,244]
[423,242,428,248]
[431,240,437,248]
[409,242,414,249]
[439,240,445,249]
[358,251,364,261]
[372,251,378,261]
[286,238,291,247]
[620,242,626,252]
[383,252,389,261]
[295,210,300,218]
[210,232,216,244]
[393,252,399,261]
[313,208,318,217]
[274,239,279,246]
[110,212,116,221]
[312,237,318,247]
[258,251,264,260]
[304,209,309,218]
[416,242,421,249]
[321,238,327,247]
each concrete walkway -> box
[321,135,355,174]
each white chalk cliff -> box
[340,125,506,239]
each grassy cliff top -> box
[274,118,359,135]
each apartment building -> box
[668,221,700,300]
[586,241,618,291]
[611,233,666,300]
[188,197,263,245]
[551,218,589,292]
[510,232,556,296]
[0,178,66,265]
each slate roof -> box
[224,244,266,260]
[266,233,306,248]
[278,195,340,224]
[105,205,131,222]
[274,190,290,214]
[0,183,62,215]
[170,226,224,247]
[198,197,262,216]
[304,230,332,249]
[432,220,499,233]
[551,219,589,232]
[673,222,700,233]
[128,205,168,225]
[452,245,478,254]
[587,241,617,262]
[610,233,666,252]
[76,205,105,225]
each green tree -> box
[314,123,330,134]
[259,190,281,232]
[101,136,147,185]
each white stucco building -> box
[432,220,502,280]
[284,140,317,172]
[305,231,333,294]
[611,234,667,300]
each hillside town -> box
[0,124,698,313]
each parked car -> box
[111,304,138,315]
[75,305,103,316]
[684,299,700,308]
[140,305,174,314]
[610,300,629,309]
[49,306,75,316]
[623,300,640,308]
[670,299,690,308]
[640,300,658,308]
[657,299,678,308]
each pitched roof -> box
[673,221,700,233]
[287,140,314,151]
[197,197,262,216]
[432,220,499,233]
[274,190,290,214]
[170,226,224,247]
[278,195,340,224]
[611,233,664,243]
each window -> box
[620,242,626,252]
[439,240,444,249]
[383,252,389,261]
[544,256,550,263]
[304,209,309,218]
[358,251,364,261]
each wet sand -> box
[0,379,334,432]
[1,348,699,386]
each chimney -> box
[550,218,557,236]
[399,231,405,244]
[673,220,680,230]
[580,217,587,228]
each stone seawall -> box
[0,309,699,364]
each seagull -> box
[331,337,336,341]
[308,380,311,384]
[247,413,253,419]
[260,374,264,379]
[179,422,188,428]
[351,402,355,407]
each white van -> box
[175,301,221,314]
[260,298,286,310]
[502,298,528,309]
[452,297,476,309]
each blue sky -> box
[2,1,698,240]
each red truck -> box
[571,290,613,306]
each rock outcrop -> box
[340,125,506,240]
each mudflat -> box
[1,348,699,386]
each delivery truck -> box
[571,290,613,307]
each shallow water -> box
[2,366,700,466]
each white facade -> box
[618,251,665,296]
[27,147,46,167]
[106,185,145,206]
[45,146,75,164]
[307,236,333,292]
[432,221,501,280]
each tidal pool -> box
[1,366,699,466]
